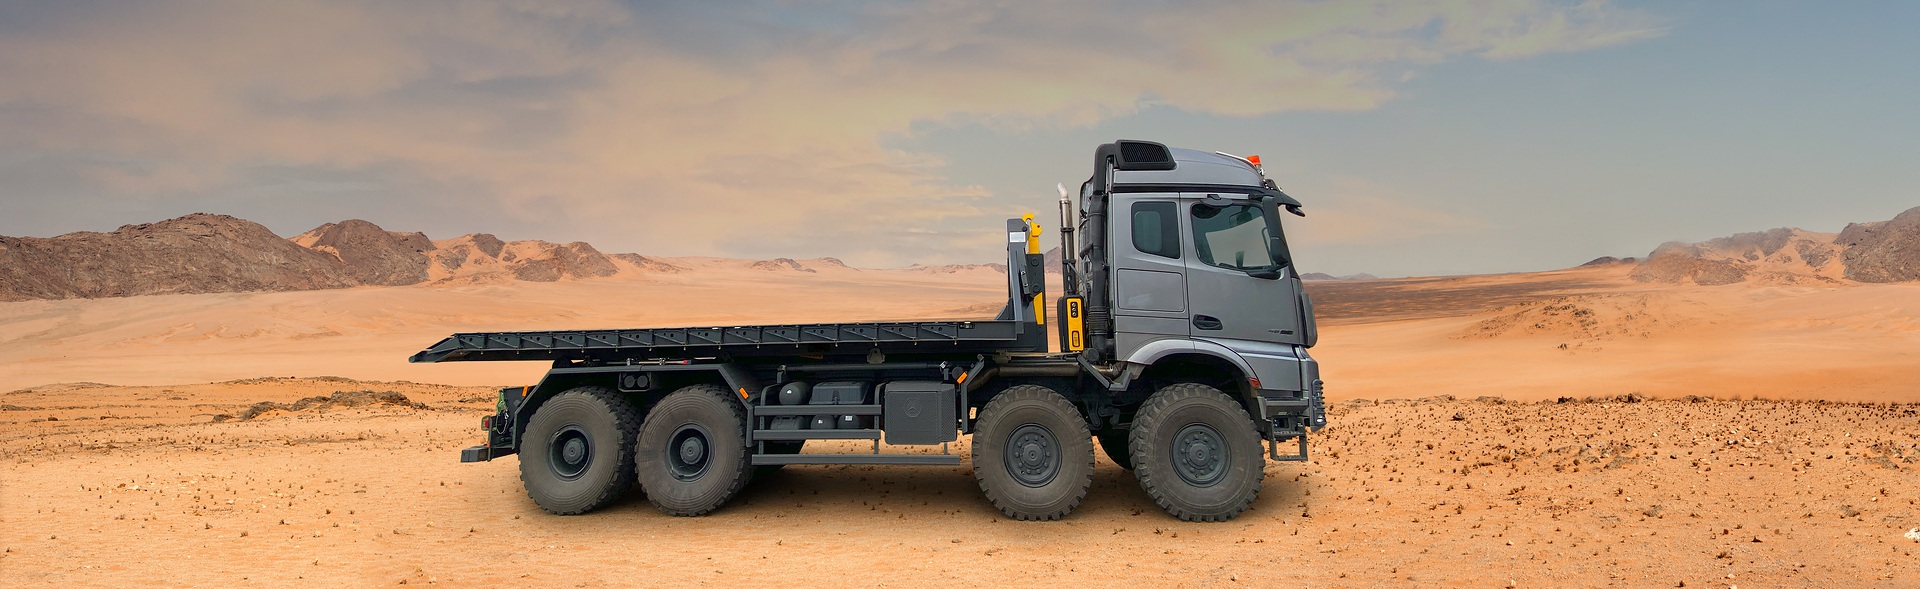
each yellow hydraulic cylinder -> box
[1021,214,1045,326]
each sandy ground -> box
[1308,265,1920,403]
[2,379,1915,587]
[5,263,1920,586]
[0,264,1015,390]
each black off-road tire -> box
[1097,429,1134,470]
[634,384,753,516]
[970,384,1095,521]
[1128,383,1265,522]
[518,386,641,515]
[753,441,805,478]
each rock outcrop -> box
[1300,272,1380,281]
[749,258,816,273]
[507,242,621,282]
[0,214,356,301]
[422,234,674,284]
[1835,206,1920,282]
[905,263,1008,274]
[609,254,686,274]
[1630,228,1846,286]
[1578,256,1637,267]
[291,220,432,286]
[0,214,685,300]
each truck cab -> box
[1068,142,1324,447]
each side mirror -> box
[1269,237,1291,267]
[1259,196,1296,269]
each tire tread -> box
[637,384,753,517]
[518,386,641,515]
[1128,382,1265,522]
[971,384,1094,521]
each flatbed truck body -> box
[413,140,1326,521]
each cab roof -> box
[1113,147,1263,188]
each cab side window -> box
[1130,201,1180,259]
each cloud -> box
[0,0,1663,265]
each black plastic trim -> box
[750,454,962,466]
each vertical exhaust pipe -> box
[1056,183,1078,293]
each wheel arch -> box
[514,364,757,448]
[1131,350,1258,418]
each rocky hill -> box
[1630,206,1920,285]
[1835,206,1920,282]
[1301,272,1380,281]
[291,220,433,286]
[0,214,358,300]
[11,205,1915,301]
[1578,256,1637,267]
[0,214,685,301]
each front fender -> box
[1192,337,1307,393]
[1121,338,1261,385]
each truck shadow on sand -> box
[589,462,1311,523]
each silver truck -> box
[411,140,1324,521]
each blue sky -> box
[1,1,1915,276]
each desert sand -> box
[6,262,1918,403]
[5,261,1920,586]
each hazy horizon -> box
[2,1,1915,277]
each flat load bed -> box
[408,319,1039,364]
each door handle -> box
[1192,315,1223,330]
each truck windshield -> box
[1192,203,1278,271]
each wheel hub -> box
[1004,424,1060,487]
[548,425,593,481]
[1171,423,1229,487]
[667,423,714,482]
[679,436,706,464]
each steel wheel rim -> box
[1171,423,1229,487]
[548,424,593,481]
[1004,423,1061,487]
[668,422,714,482]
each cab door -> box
[1109,195,1190,360]
[1182,194,1303,347]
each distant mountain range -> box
[1,214,689,301]
[1300,272,1380,281]
[3,205,1916,301]
[1629,205,1920,286]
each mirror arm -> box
[1258,196,1295,269]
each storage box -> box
[881,381,957,445]
[809,381,868,405]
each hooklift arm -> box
[995,215,1047,338]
